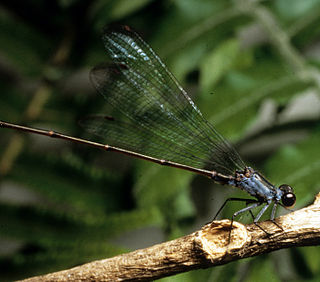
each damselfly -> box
[0,25,296,230]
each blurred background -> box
[0,0,320,281]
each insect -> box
[0,25,296,232]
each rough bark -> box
[21,193,320,282]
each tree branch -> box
[22,193,320,281]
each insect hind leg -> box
[213,198,262,242]
[212,198,282,242]
[228,201,262,242]
[213,197,258,221]
[252,202,283,235]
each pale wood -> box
[21,193,320,282]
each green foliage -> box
[265,131,320,207]
[275,0,320,21]
[0,0,320,281]
[0,10,52,76]
[200,39,242,91]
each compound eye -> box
[279,184,296,207]
[282,193,296,207]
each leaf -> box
[265,131,320,208]
[110,0,152,19]
[91,0,152,28]
[301,246,320,277]
[134,162,195,220]
[200,39,240,92]
[274,0,320,21]
[198,57,311,141]
[0,9,51,76]
[246,256,281,282]
[168,43,207,82]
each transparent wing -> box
[81,115,215,170]
[84,25,245,175]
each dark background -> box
[0,0,320,281]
